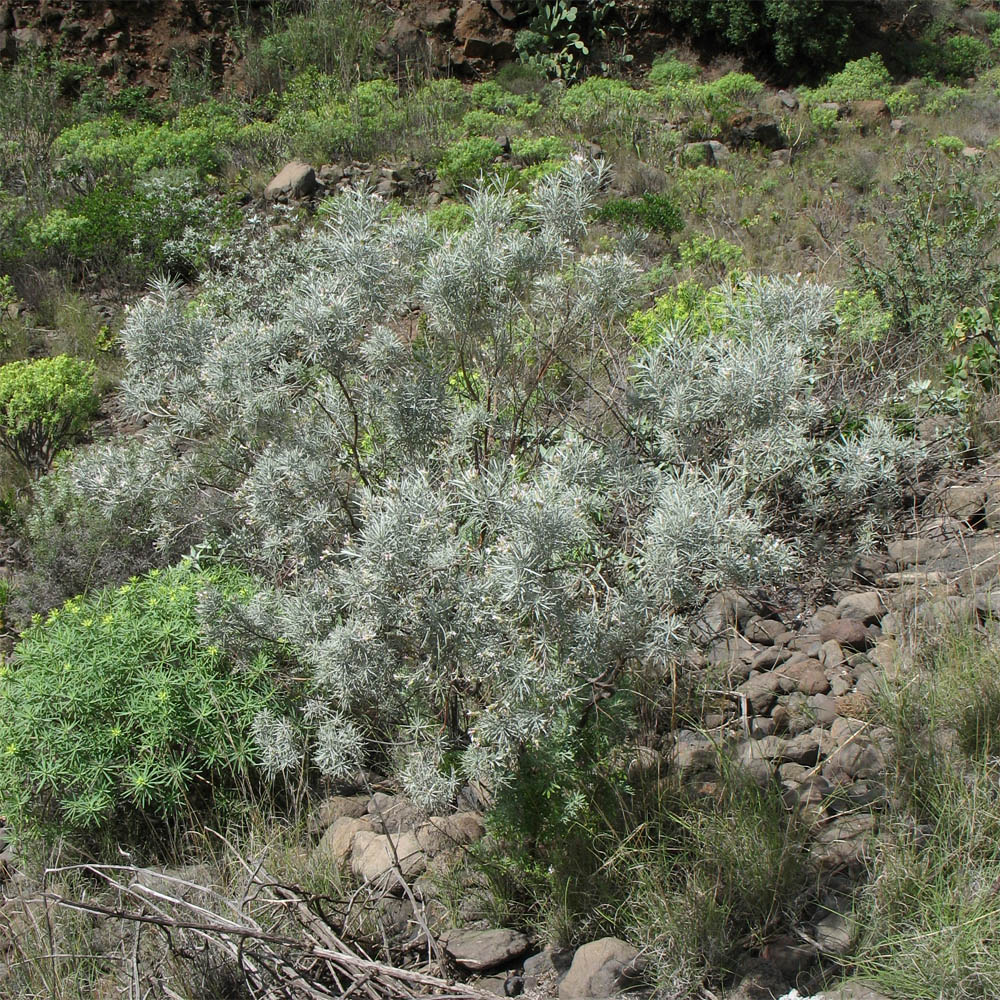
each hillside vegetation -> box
[2,2,1000,999]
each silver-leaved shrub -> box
[58,160,925,808]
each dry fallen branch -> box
[42,863,496,1000]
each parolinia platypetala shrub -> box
[53,160,927,811]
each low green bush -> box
[0,560,281,848]
[678,233,744,278]
[596,192,684,237]
[801,53,892,105]
[436,137,504,191]
[920,33,991,81]
[285,78,403,163]
[471,80,541,119]
[648,53,700,86]
[627,279,729,344]
[56,102,247,178]
[558,77,656,143]
[18,173,238,284]
[509,135,570,166]
[0,355,97,477]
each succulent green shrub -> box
[286,78,403,162]
[0,560,279,846]
[678,233,745,278]
[509,135,570,166]
[932,34,990,80]
[648,52,700,86]
[558,77,656,143]
[471,80,542,119]
[800,53,892,105]
[436,137,504,191]
[56,102,245,178]
[627,279,729,344]
[0,355,97,477]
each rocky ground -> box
[104,456,989,1000]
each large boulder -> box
[559,937,646,999]
[264,160,317,202]
[726,112,785,151]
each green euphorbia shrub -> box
[0,355,98,477]
[0,561,281,847]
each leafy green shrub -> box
[596,193,684,237]
[921,84,970,115]
[648,52,699,86]
[56,103,245,178]
[0,560,280,846]
[436,137,503,191]
[935,34,990,80]
[478,693,635,942]
[471,80,542,119]
[558,77,656,143]
[20,173,238,283]
[509,135,570,166]
[627,279,729,343]
[0,355,97,477]
[810,105,840,131]
[461,110,511,137]
[849,155,1000,342]
[699,71,764,121]
[834,288,892,344]
[678,233,744,278]
[658,0,870,73]
[427,201,472,234]
[801,53,892,105]
[286,79,403,162]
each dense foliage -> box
[0,355,97,477]
[0,561,280,845]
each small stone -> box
[778,89,798,109]
[443,928,531,972]
[745,617,786,644]
[309,794,369,833]
[814,910,853,954]
[807,693,839,725]
[750,646,792,670]
[736,671,782,713]
[559,938,645,1000]
[820,639,845,669]
[264,160,317,201]
[820,619,871,651]
[313,816,372,869]
[778,658,830,696]
[350,830,425,885]
[836,591,885,624]
[368,792,425,834]
[415,812,485,858]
